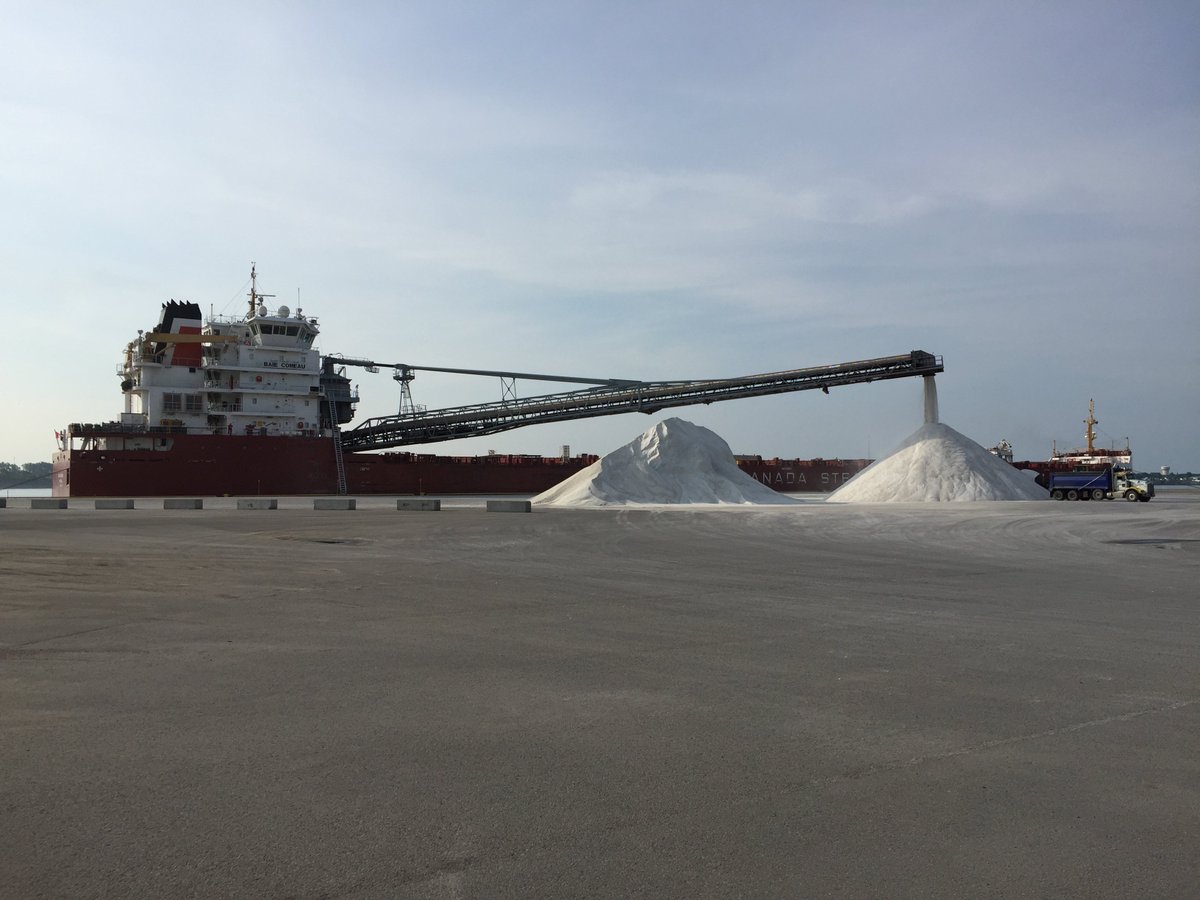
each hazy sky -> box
[4,1,1198,469]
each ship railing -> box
[69,421,193,435]
[68,421,332,440]
[70,421,134,435]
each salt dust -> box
[533,417,799,507]
[828,422,1048,502]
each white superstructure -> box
[118,266,329,438]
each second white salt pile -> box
[828,422,1048,502]
[534,417,798,507]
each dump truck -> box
[1048,466,1154,502]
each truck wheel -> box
[1051,489,1064,501]
[1138,495,1151,502]
[1124,490,1139,501]
[1092,489,1106,500]
[1066,489,1079,501]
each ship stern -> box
[51,450,72,498]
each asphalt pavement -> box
[3,492,1198,898]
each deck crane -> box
[325,351,944,453]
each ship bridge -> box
[334,351,943,453]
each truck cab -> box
[1113,467,1154,502]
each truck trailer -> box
[1047,466,1154,502]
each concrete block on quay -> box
[95,499,136,510]
[238,498,279,510]
[32,498,69,509]
[486,500,532,513]
[164,498,204,510]
[397,498,441,511]
[314,498,356,510]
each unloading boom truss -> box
[337,351,943,452]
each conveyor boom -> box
[339,351,942,452]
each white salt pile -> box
[828,422,1048,502]
[534,418,799,507]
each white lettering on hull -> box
[820,471,853,485]
[747,469,856,488]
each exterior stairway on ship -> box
[328,397,348,495]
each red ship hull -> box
[52,432,871,497]
[52,434,598,497]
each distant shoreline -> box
[1,462,52,491]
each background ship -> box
[53,268,941,498]
[1048,399,1132,467]
[994,400,1135,486]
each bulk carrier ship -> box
[53,268,937,498]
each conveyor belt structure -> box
[334,351,944,452]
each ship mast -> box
[1084,399,1098,455]
[247,262,275,318]
[248,263,257,318]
